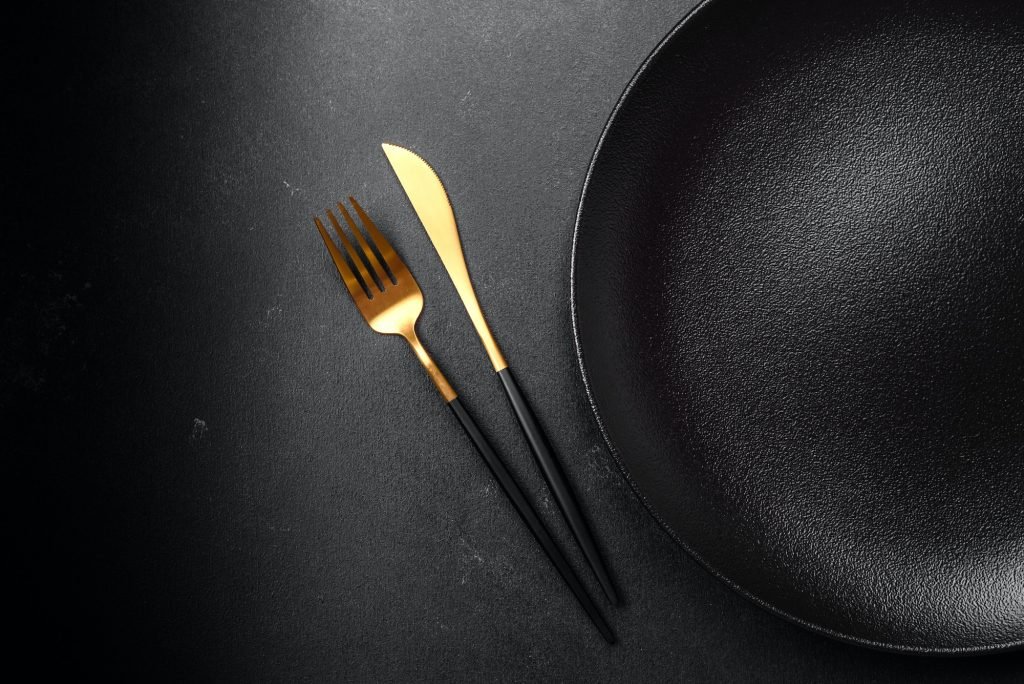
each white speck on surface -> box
[189,418,208,448]
[283,180,304,197]
[457,536,485,585]
[259,304,283,330]
[583,443,621,487]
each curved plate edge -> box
[567,0,1024,656]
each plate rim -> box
[568,0,1024,656]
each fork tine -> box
[326,208,381,294]
[338,201,394,286]
[314,216,368,302]
[348,196,410,282]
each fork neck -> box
[400,327,458,403]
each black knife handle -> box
[447,397,615,644]
[497,368,619,605]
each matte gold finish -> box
[314,197,457,402]
[381,142,508,372]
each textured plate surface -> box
[572,0,1024,654]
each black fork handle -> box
[448,398,615,644]
[497,368,619,605]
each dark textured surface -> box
[7,0,1024,679]
[574,0,1024,655]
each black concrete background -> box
[7,1,1022,680]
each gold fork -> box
[314,197,614,644]
[314,198,455,402]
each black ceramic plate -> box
[572,0,1024,654]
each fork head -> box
[314,197,423,338]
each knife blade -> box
[380,142,507,373]
[382,142,620,605]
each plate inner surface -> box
[572,0,1024,653]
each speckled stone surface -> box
[8,1,1023,679]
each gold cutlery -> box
[313,197,614,643]
[382,143,619,605]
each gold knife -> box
[382,142,619,605]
